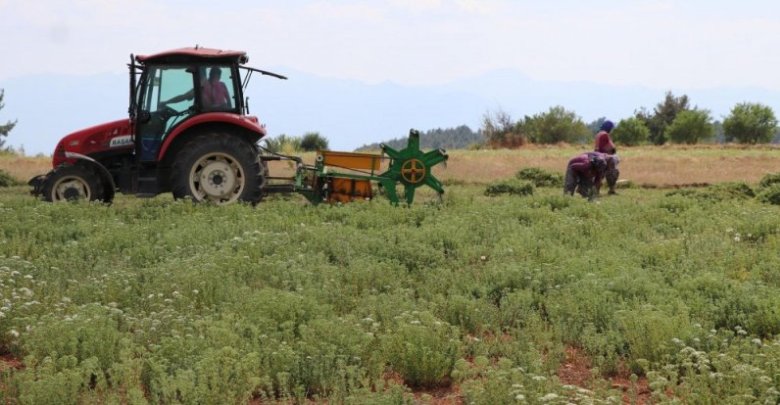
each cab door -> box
[135,66,197,161]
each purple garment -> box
[568,153,607,189]
[594,130,616,154]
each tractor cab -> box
[131,48,247,162]
[30,47,287,204]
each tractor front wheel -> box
[40,165,104,202]
[171,134,263,204]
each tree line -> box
[2,87,779,154]
[483,91,780,148]
[356,125,482,151]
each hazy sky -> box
[3,0,780,89]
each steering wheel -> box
[158,105,180,120]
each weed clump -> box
[533,195,571,211]
[0,169,21,187]
[485,179,534,197]
[515,167,563,187]
[707,182,755,199]
[757,184,780,205]
[758,172,780,189]
[381,312,459,388]
[666,182,754,202]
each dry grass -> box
[435,144,780,187]
[0,154,50,183]
[2,143,779,188]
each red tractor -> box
[30,47,287,204]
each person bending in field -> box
[564,152,607,201]
[594,120,620,194]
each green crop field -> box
[1,158,780,404]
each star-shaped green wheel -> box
[379,129,448,205]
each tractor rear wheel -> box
[41,165,104,202]
[171,134,263,204]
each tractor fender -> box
[158,113,266,160]
[62,151,117,202]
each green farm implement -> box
[263,129,449,205]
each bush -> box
[758,172,780,189]
[300,132,329,152]
[381,312,459,388]
[616,308,691,372]
[482,110,526,149]
[0,168,21,187]
[515,167,563,187]
[666,182,754,202]
[532,195,571,211]
[723,102,778,144]
[707,182,755,199]
[263,134,302,154]
[484,179,534,197]
[667,110,714,144]
[524,106,591,144]
[611,117,650,146]
[757,184,780,205]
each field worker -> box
[595,120,620,194]
[604,154,620,195]
[595,120,616,154]
[564,152,607,201]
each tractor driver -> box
[200,67,231,109]
[161,67,230,110]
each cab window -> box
[199,66,236,111]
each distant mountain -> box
[356,125,483,151]
[2,68,780,155]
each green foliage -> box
[1,179,780,402]
[515,167,563,187]
[666,182,754,202]
[636,91,691,145]
[359,125,482,151]
[723,102,778,144]
[710,182,755,198]
[300,132,329,152]
[616,308,691,371]
[484,179,534,197]
[611,117,650,146]
[457,357,580,404]
[0,89,18,149]
[757,184,780,205]
[263,134,302,154]
[0,168,22,187]
[666,110,714,144]
[524,106,591,144]
[531,194,571,210]
[381,312,459,388]
[482,110,525,148]
[758,172,780,189]
[482,106,591,147]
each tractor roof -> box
[135,47,248,65]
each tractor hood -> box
[53,119,133,168]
